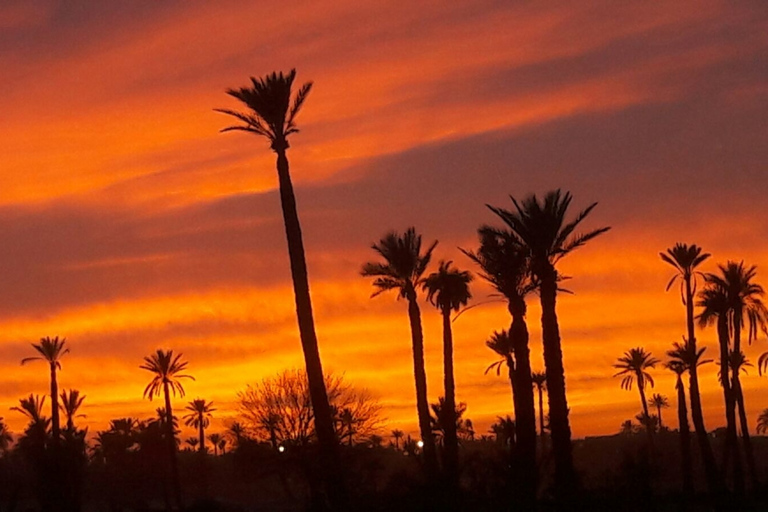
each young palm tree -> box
[662,243,722,498]
[485,330,516,408]
[361,227,439,479]
[619,420,635,435]
[489,416,516,447]
[531,371,548,439]
[227,421,246,450]
[21,336,69,441]
[757,409,768,435]
[613,348,660,424]
[488,190,609,493]
[59,389,86,433]
[217,70,345,509]
[185,437,199,451]
[183,399,215,454]
[217,437,227,455]
[391,429,404,450]
[423,260,472,487]
[0,418,12,454]
[649,394,669,430]
[141,349,194,509]
[667,360,694,499]
[464,226,538,503]
[207,433,222,456]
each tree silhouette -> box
[207,433,222,456]
[531,371,548,440]
[391,429,404,450]
[649,394,669,430]
[184,399,215,454]
[757,409,768,435]
[226,421,246,450]
[489,416,516,447]
[485,330,516,408]
[423,259,472,489]
[666,360,694,501]
[21,336,69,441]
[0,417,12,454]
[141,349,193,509]
[614,348,659,428]
[185,437,199,452]
[361,227,439,480]
[662,243,722,500]
[216,69,344,511]
[464,226,538,505]
[59,389,86,434]
[488,189,609,494]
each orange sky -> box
[0,0,767,441]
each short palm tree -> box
[757,409,768,435]
[423,259,472,487]
[207,433,222,456]
[21,336,69,441]
[488,190,609,493]
[227,421,246,449]
[666,360,694,500]
[183,399,215,454]
[0,418,12,453]
[391,429,404,450]
[12,394,50,446]
[59,389,86,433]
[531,371,548,439]
[613,348,660,422]
[217,70,345,508]
[185,437,199,451]
[361,227,439,479]
[485,330,516,406]
[649,394,669,430]
[141,349,193,509]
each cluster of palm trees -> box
[613,244,768,505]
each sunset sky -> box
[1,1,767,441]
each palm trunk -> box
[406,293,439,481]
[163,382,182,510]
[718,315,743,495]
[441,308,459,490]
[685,276,724,504]
[199,420,205,454]
[538,385,545,440]
[732,314,758,488]
[50,363,60,441]
[656,404,663,430]
[274,148,346,510]
[539,276,577,497]
[676,375,694,505]
[509,301,537,509]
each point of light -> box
[417,440,424,448]
[278,445,285,453]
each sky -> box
[0,0,767,441]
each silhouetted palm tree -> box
[727,350,757,488]
[217,437,226,455]
[217,69,345,510]
[619,420,635,435]
[464,226,538,504]
[488,190,609,493]
[489,416,516,447]
[59,389,85,434]
[184,399,215,454]
[141,349,193,509]
[485,330,516,408]
[391,429,404,450]
[0,418,12,453]
[663,243,722,499]
[185,437,199,452]
[649,394,669,430]
[757,409,768,435]
[531,371,547,440]
[614,348,659,423]
[361,227,439,479]
[208,433,222,456]
[21,336,69,441]
[430,398,473,442]
[227,421,246,450]
[423,260,472,488]
[667,360,694,500]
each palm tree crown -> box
[423,260,473,313]
[216,69,312,151]
[661,243,710,303]
[21,336,69,368]
[183,399,215,429]
[140,350,194,400]
[613,348,660,391]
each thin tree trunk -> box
[199,420,205,454]
[538,385,545,440]
[656,405,663,430]
[733,374,758,489]
[163,382,182,510]
[441,309,460,490]
[676,375,694,507]
[539,276,577,499]
[406,294,439,481]
[509,303,537,509]
[685,276,724,505]
[718,315,743,495]
[274,149,346,511]
[50,363,60,441]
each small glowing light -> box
[278,446,285,453]
[417,440,424,448]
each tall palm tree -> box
[183,399,215,454]
[613,348,659,426]
[649,394,669,430]
[21,336,69,441]
[361,227,439,479]
[531,371,548,439]
[141,349,194,510]
[662,243,722,499]
[217,70,345,510]
[423,260,472,487]
[59,389,86,433]
[488,190,609,493]
[666,360,694,501]
[207,433,222,456]
[464,226,538,506]
[391,429,404,450]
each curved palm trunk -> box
[732,314,758,489]
[275,149,346,510]
[685,277,724,504]
[440,308,460,490]
[676,375,694,506]
[718,315,743,495]
[163,382,182,510]
[50,363,60,441]
[509,302,537,509]
[406,294,439,481]
[539,277,577,496]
